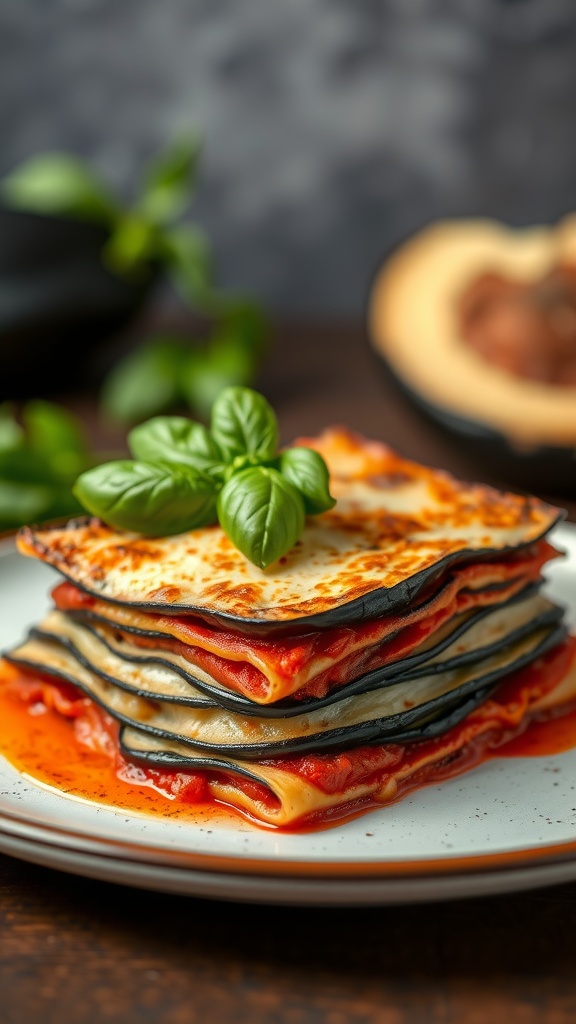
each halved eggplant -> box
[368,216,576,496]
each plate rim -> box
[2,798,576,881]
[4,828,576,905]
[1,522,576,895]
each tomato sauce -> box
[50,538,554,704]
[0,637,575,833]
[0,663,245,828]
[492,705,576,757]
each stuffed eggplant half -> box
[368,216,576,496]
[3,428,576,828]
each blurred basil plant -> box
[1,136,270,425]
[0,401,94,531]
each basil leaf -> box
[0,480,57,530]
[183,336,256,421]
[217,466,305,569]
[1,154,117,224]
[73,461,217,536]
[103,216,157,277]
[23,400,90,483]
[128,417,224,479]
[0,404,25,452]
[210,386,278,463]
[279,447,336,515]
[100,338,187,425]
[160,224,213,308]
[210,299,270,357]
[139,135,199,224]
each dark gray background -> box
[2,0,576,314]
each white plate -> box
[1,524,576,906]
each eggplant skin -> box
[118,742,268,788]
[377,354,576,499]
[118,688,494,773]
[38,583,561,720]
[5,621,566,761]
[16,424,564,633]
[112,622,565,760]
[19,516,564,635]
[366,216,576,500]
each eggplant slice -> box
[59,566,545,704]
[120,687,494,772]
[5,620,566,759]
[16,425,563,632]
[10,586,562,719]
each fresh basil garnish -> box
[128,417,224,479]
[279,447,336,515]
[210,386,278,462]
[73,461,217,536]
[72,386,336,568]
[217,466,305,570]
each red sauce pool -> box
[0,665,246,829]
[492,705,576,758]
[0,645,575,834]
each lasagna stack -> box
[5,428,576,828]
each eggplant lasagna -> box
[3,428,576,828]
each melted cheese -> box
[118,638,576,826]
[17,429,562,628]
[6,619,563,755]
[6,428,572,829]
[10,589,560,715]
[49,545,551,703]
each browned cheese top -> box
[17,428,562,626]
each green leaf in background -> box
[183,333,256,422]
[128,416,224,479]
[100,338,188,425]
[73,460,217,536]
[0,480,58,531]
[23,400,90,483]
[279,447,336,515]
[210,386,278,462]
[0,447,66,487]
[0,404,25,452]
[103,215,158,278]
[0,401,90,530]
[217,466,305,569]
[160,224,213,307]
[0,477,84,532]
[1,153,118,224]
[139,134,200,224]
[218,300,270,358]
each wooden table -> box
[2,319,576,1024]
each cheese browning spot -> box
[16,429,563,627]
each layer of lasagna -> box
[3,428,575,829]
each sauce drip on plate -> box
[1,643,576,834]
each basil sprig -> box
[218,467,305,570]
[73,386,336,568]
